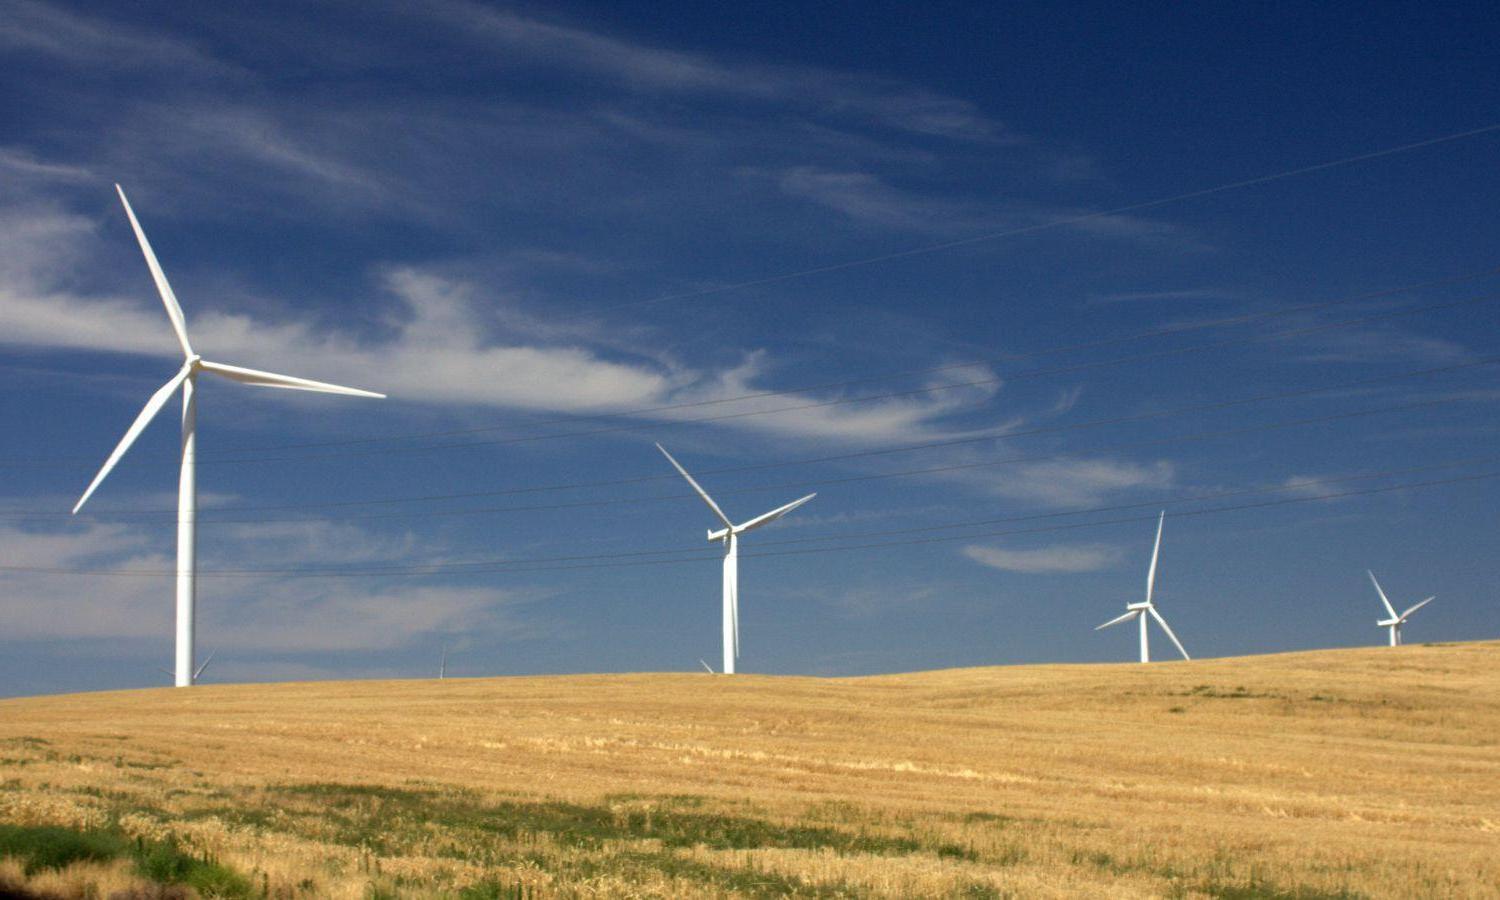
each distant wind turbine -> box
[439,645,449,679]
[656,443,815,675]
[154,650,213,683]
[73,185,385,688]
[1367,571,1434,646]
[1095,511,1190,663]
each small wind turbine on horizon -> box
[656,443,815,675]
[1367,571,1434,646]
[154,651,214,684]
[73,185,385,688]
[1095,511,1190,663]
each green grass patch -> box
[458,879,534,899]
[0,823,251,897]
[0,738,51,748]
[266,782,970,861]
[134,835,253,898]
[563,848,864,898]
[0,823,128,875]
[1198,878,1364,899]
[1181,685,1280,700]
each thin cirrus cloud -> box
[771,166,1182,241]
[0,147,93,183]
[5,0,1029,229]
[0,0,238,76]
[403,0,1011,142]
[961,542,1123,574]
[932,447,1177,509]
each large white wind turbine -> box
[73,185,385,687]
[656,443,814,675]
[1095,511,1190,663]
[1367,571,1434,647]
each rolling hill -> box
[2,641,1498,898]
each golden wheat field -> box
[1,640,1497,899]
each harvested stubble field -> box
[1,641,1497,899]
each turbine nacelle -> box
[1367,571,1434,646]
[1126,601,1152,612]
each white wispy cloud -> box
[933,448,1176,509]
[1086,287,1244,305]
[961,542,1122,574]
[1289,325,1472,366]
[218,584,537,653]
[0,147,93,182]
[769,166,1183,242]
[1276,474,1351,500]
[0,200,995,444]
[404,0,1011,142]
[0,519,536,653]
[0,0,240,76]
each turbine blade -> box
[735,493,816,534]
[1145,511,1164,604]
[198,360,384,397]
[1149,607,1191,660]
[193,650,215,680]
[699,658,715,674]
[1095,610,1139,630]
[116,185,193,358]
[656,443,733,529]
[73,363,193,513]
[1368,571,1398,618]
[1400,596,1435,620]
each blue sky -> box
[1,0,1497,696]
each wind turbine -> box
[73,185,385,688]
[1367,571,1434,646]
[154,651,213,684]
[1095,511,1190,663]
[656,443,814,675]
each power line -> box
[719,455,1500,551]
[4,465,1493,579]
[23,355,1495,522]
[119,456,1500,570]
[4,392,1485,529]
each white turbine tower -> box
[1367,571,1434,647]
[1095,511,1190,663]
[73,185,385,687]
[656,444,814,675]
